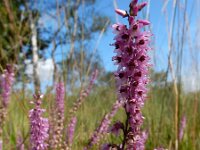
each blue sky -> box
[38,0,198,73]
[28,0,200,92]
[93,0,168,72]
[93,0,199,73]
[90,0,200,92]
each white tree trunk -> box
[30,16,40,92]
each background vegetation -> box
[0,0,200,149]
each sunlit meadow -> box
[0,0,200,150]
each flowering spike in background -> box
[179,115,186,141]
[16,133,24,150]
[0,64,15,108]
[66,116,77,149]
[29,93,49,150]
[0,65,14,150]
[56,82,65,116]
[70,70,98,116]
[50,82,65,149]
[85,100,123,149]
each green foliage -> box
[0,0,29,67]
[2,82,200,149]
[0,0,49,69]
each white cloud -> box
[182,69,200,93]
[25,58,54,82]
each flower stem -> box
[122,108,129,150]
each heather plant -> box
[83,1,152,149]
[16,133,25,150]
[49,82,65,149]
[46,70,97,150]
[0,65,14,150]
[69,70,98,117]
[179,115,186,141]
[66,116,77,149]
[29,93,49,150]
[85,100,123,149]
[103,0,151,149]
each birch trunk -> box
[30,15,40,92]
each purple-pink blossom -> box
[66,116,77,146]
[49,82,65,149]
[70,70,98,115]
[115,9,128,18]
[16,133,24,150]
[109,121,124,136]
[29,94,49,150]
[112,0,151,149]
[179,115,186,141]
[86,100,123,149]
[0,65,14,108]
[101,143,119,150]
[55,82,65,117]
[0,65,15,150]
[126,131,148,150]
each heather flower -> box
[85,100,123,149]
[115,9,128,18]
[109,121,124,136]
[0,65,14,150]
[126,131,147,150]
[55,82,65,116]
[129,1,147,16]
[112,0,151,149]
[179,115,186,141]
[50,82,65,149]
[16,133,24,150]
[101,143,119,150]
[29,93,49,150]
[66,116,77,148]
[0,64,14,108]
[70,70,98,116]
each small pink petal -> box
[138,2,147,11]
[138,20,150,25]
[115,9,128,17]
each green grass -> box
[2,84,200,150]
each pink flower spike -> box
[0,65,15,108]
[115,9,128,17]
[112,0,152,149]
[179,115,186,141]
[56,82,65,116]
[29,93,49,150]
[66,117,77,146]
